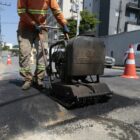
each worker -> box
[17,0,69,90]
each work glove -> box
[34,24,41,32]
[34,24,47,33]
[63,25,70,33]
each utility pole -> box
[116,0,122,34]
[76,0,80,36]
[71,0,81,36]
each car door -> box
[134,43,140,67]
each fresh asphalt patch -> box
[0,79,140,140]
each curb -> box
[112,66,140,72]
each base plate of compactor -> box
[50,82,112,109]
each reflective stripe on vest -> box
[17,8,26,14]
[28,9,47,15]
[18,8,47,15]
[52,9,62,15]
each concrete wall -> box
[109,0,132,35]
[101,30,140,67]
[62,0,83,19]
[84,0,100,18]
[84,0,140,36]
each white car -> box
[104,56,115,68]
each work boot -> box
[32,77,45,90]
[36,79,45,90]
[22,81,32,90]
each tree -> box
[2,45,9,51]
[67,10,100,38]
[67,18,77,38]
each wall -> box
[101,30,140,67]
[109,0,131,35]
[62,0,83,19]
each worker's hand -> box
[35,24,47,33]
[35,24,42,32]
[63,25,70,33]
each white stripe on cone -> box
[126,59,135,65]
[129,48,134,53]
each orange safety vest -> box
[17,0,67,29]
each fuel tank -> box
[66,36,105,76]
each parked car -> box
[104,56,115,68]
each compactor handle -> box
[39,25,69,40]
[65,33,69,40]
[39,25,60,30]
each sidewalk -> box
[113,66,140,72]
[0,62,20,81]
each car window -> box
[137,44,140,51]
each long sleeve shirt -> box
[17,0,67,30]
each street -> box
[1,0,140,139]
[0,56,140,140]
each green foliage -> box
[0,44,2,51]
[67,19,77,38]
[2,46,10,51]
[67,10,100,38]
[80,10,100,33]
[12,45,19,49]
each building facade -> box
[47,0,83,43]
[60,0,83,19]
[84,0,140,36]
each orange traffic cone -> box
[121,44,139,79]
[7,55,12,65]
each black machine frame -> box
[45,36,112,109]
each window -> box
[127,12,137,22]
[129,13,136,20]
[111,51,114,57]
[114,29,117,34]
[115,9,119,17]
[137,44,140,51]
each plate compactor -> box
[46,35,112,108]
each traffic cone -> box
[121,44,139,79]
[7,55,12,65]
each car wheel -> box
[106,66,112,68]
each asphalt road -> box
[0,56,140,140]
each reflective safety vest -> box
[17,0,67,29]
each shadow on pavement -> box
[70,93,140,117]
[0,79,140,140]
[101,74,121,78]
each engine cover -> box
[66,36,105,76]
